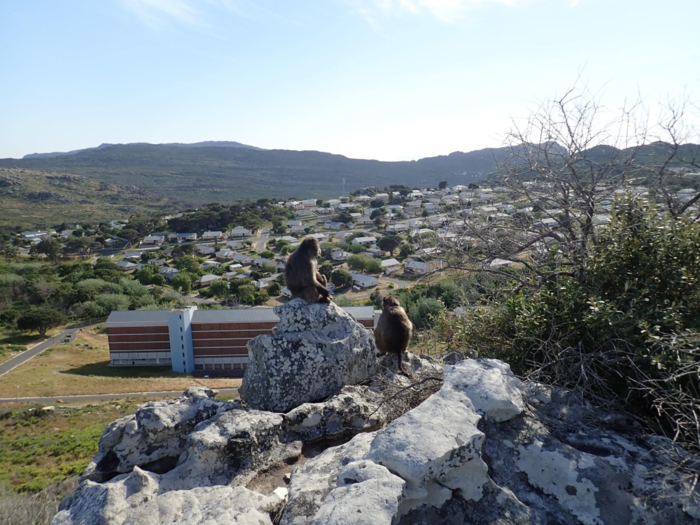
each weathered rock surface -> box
[52,329,700,525]
[82,386,230,483]
[240,299,377,412]
[54,468,288,525]
[282,359,700,525]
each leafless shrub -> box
[0,477,78,525]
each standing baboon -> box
[285,236,332,304]
[375,295,413,376]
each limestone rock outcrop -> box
[52,302,700,525]
[240,299,377,412]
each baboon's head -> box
[300,237,320,256]
[383,295,401,309]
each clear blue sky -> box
[1,0,698,161]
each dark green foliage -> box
[377,234,402,255]
[17,307,66,337]
[29,239,62,263]
[449,199,700,448]
[347,255,382,273]
[331,270,353,289]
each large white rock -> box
[446,359,525,422]
[311,461,405,525]
[54,467,286,525]
[83,387,231,483]
[54,359,700,525]
[281,433,376,525]
[240,300,377,412]
[158,408,301,492]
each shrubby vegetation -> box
[0,256,192,336]
[435,198,700,449]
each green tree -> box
[171,272,193,294]
[207,279,230,300]
[364,258,382,274]
[347,254,366,271]
[95,293,131,313]
[174,256,201,273]
[438,181,448,190]
[319,262,333,282]
[17,307,66,337]
[29,238,62,263]
[377,235,402,256]
[331,270,353,289]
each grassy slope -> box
[0,167,173,229]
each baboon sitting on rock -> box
[284,236,332,304]
[375,295,413,376]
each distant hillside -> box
[1,142,505,207]
[21,140,261,159]
[2,140,696,229]
[0,167,175,229]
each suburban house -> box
[198,274,222,287]
[233,253,254,265]
[332,250,350,262]
[350,273,379,289]
[177,233,197,242]
[253,257,274,267]
[124,250,142,260]
[489,258,515,269]
[196,245,216,255]
[230,227,252,237]
[141,235,165,245]
[216,249,236,260]
[352,236,377,246]
[202,231,224,240]
[160,267,179,278]
[380,258,401,274]
[117,260,137,271]
[201,261,220,270]
[405,260,436,274]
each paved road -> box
[0,327,82,378]
[382,276,412,289]
[0,388,240,404]
[254,227,271,253]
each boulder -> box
[54,467,288,525]
[240,300,377,412]
[54,359,700,525]
[82,386,231,483]
[282,360,700,525]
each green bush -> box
[447,198,700,448]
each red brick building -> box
[107,306,376,376]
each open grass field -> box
[0,400,144,493]
[0,328,241,398]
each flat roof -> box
[107,310,170,326]
[193,309,279,324]
[342,306,374,320]
[107,305,374,326]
